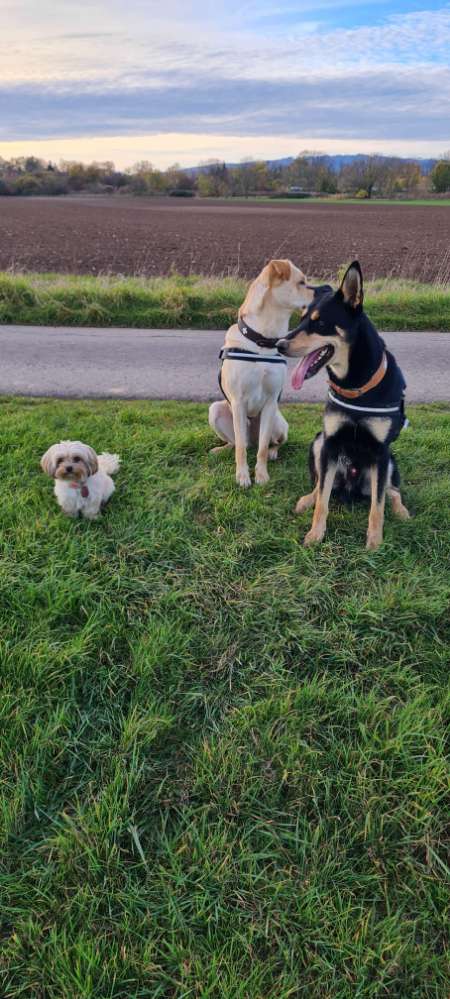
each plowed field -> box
[1,195,449,281]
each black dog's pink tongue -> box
[291,348,322,390]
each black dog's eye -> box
[311,311,326,331]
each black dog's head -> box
[277,261,364,388]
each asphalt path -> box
[0,325,449,403]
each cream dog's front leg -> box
[255,401,277,485]
[231,400,251,488]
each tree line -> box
[1,153,450,198]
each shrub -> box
[431,160,450,193]
[270,191,311,199]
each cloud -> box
[1,64,449,142]
[0,2,449,146]
[3,3,450,84]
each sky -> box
[0,0,449,168]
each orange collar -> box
[328,352,387,399]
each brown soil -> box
[0,195,449,282]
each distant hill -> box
[186,154,437,176]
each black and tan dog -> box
[277,261,410,549]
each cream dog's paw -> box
[366,531,383,550]
[304,527,325,546]
[255,465,270,485]
[236,468,251,488]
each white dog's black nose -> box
[277,339,288,354]
[66,465,73,473]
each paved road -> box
[0,325,449,403]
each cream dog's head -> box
[40,441,98,483]
[240,259,314,318]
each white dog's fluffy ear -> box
[83,445,98,475]
[40,445,58,477]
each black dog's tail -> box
[308,432,398,505]
[308,429,402,506]
[332,475,366,505]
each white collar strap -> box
[328,391,400,413]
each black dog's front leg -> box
[304,437,337,546]
[295,433,322,515]
[367,446,390,549]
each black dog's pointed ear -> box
[338,261,363,309]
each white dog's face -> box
[241,259,315,316]
[40,441,98,482]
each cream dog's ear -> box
[40,445,58,477]
[240,269,270,315]
[267,259,292,284]
[240,259,293,317]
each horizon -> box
[1,1,449,168]
[0,147,444,174]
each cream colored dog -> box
[40,441,120,519]
[209,259,314,487]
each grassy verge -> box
[250,197,450,206]
[1,398,449,997]
[1,272,450,330]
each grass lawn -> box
[1,398,449,998]
[1,272,450,331]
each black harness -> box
[218,347,287,403]
[326,342,408,437]
[218,313,287,404]
[327,389,408,437]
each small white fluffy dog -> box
[209,259,315,487]
[40,441,120,519]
